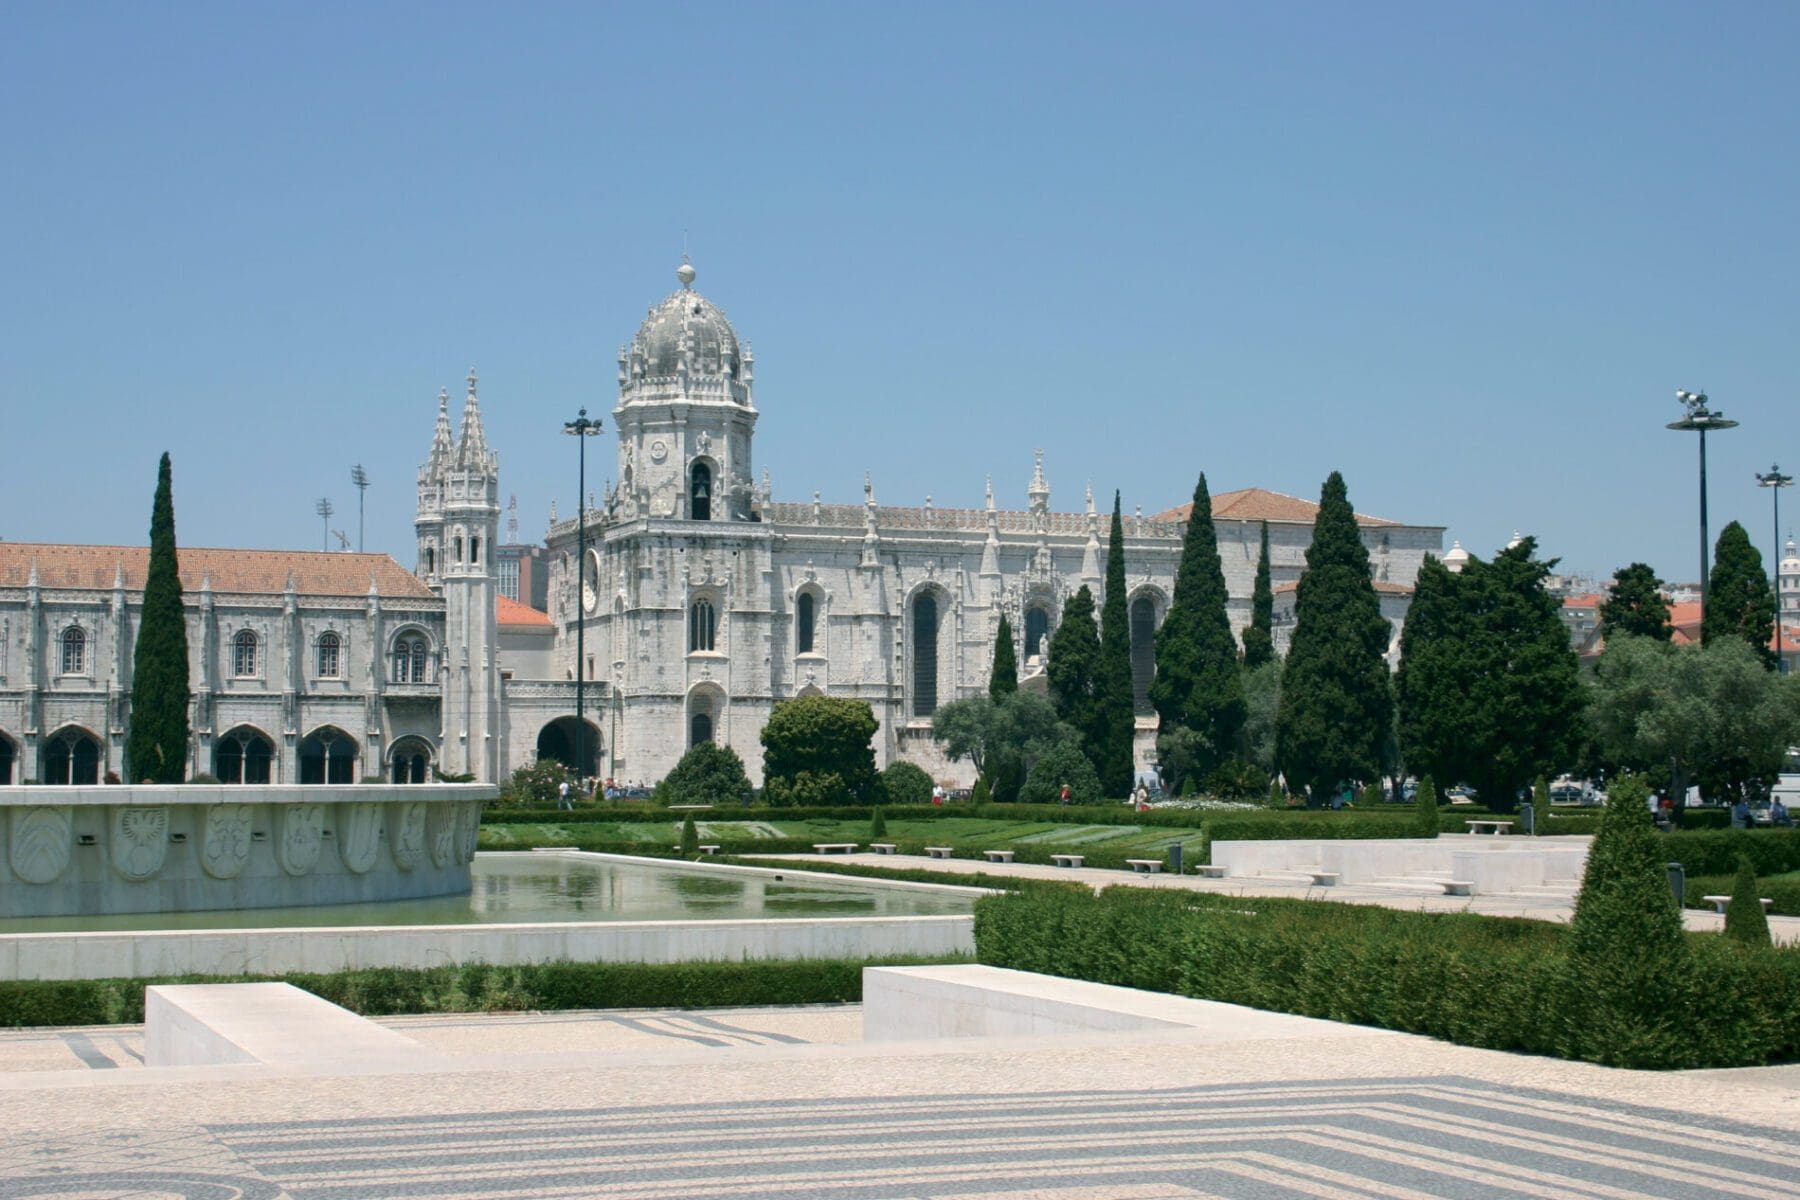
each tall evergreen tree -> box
[1599,562,1672,642]
[1093,493,1137,797]
[1703,521,1777,668]
[1046,585,1102,749]
[989,614,1018,699]
[1273,472,1392,803]
[1149,474,1245,778]
[127,453,191,783]
[1395,554,1468,792]
[1242,521,1275,668]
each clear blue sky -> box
[4,1,1797,584]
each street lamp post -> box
[563,408,603,785]
[1667,390,1739,618]
[1756,463,1793,669]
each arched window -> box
[393,635,431,684]
[690,461,712,522]
[317,631,341,678]
[689,598,717,652]
[796,592,816,654]
[42,727,100,785]
[690,711,713,747]
[470,535,481,565]
[1130,596,1157,714]
[390,737,434,784]
[0,732,16,786]
[1024,607,1050,660]
[299,726,357,785]
[912,593,939,717]
[214,726,274,784]
[60,627,86,675]
[424,546,436,574]
[453,535,464,563]
[232,630,258,678]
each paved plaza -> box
[4,999,1800,1199]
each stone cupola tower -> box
[613,259,758,522]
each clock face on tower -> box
[581,549,601,613]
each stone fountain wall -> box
[0,784,496,918]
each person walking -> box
[557,779,571,811]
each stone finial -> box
[678,256,696,289]
[864,472,876,506]
[985,475,995,511]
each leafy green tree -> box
[1093,493,1138,797]
[1274,472,1393,803]
[930,692,1063,788]
[1149,474,1245,780]
[1704,521,1777,668]
[1590,634,1800,808]
[878,761,933,807]
[127,453,191,783]
[1242,521,1275,668]
[1599,563,1672,642]
[502,759,581,807]
[664,741,752,806]
[1240,659,1281,774]
[760,695,878,802]
[679,812,700,855]
[1413,776,1439,838]
[1153,726,1206,795]
[989,614,1018,699]
[1724,856,1771,947]
[1047,584,1102,745]
[1019,739,1103,805]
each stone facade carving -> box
[276,803,324,876]
[427,803,459,868]
[338,801,383,874]
[389,801,427,871]
[200,804,253,880]
[9,806,72,884]
[110,806,168,882]
[457,800,481,863]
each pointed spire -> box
[1028,449,1049,508]
[426,387,454,476]
[456,368,491,468]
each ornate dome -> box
[627,261,742,381]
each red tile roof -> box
[0,542,435,598]
[1153,487,1404,528]
[497,595,553,628]
[1562,594,1602,609]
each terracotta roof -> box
[497,595,552,628]
[1668,601,1702,646]
[1273,580,1414,596]
[1153,487,1404,529]
[0,542,435,598]
[1562,594,1603,609]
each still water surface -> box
[0,854,975,933]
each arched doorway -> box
[536,717,601,777]
[1130,596,1158,714]
[389,736,434,784]
[912,592,940,717]
[0,731,16,785]
[687,685,724,750]
[299,726,358,785]
[1024,605,1050,661]
[42,726,101,786]
[214,725,275,784]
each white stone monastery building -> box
[0,262,1445,788]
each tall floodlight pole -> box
[1757,463,1793,669]
[1667,390,1739,619]
[314,498,334,553]
[563,408,603,783]
[350,464,370,552]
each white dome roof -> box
[627,262,743,382]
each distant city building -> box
[495,542,548,610]
[1559,593,1603,654]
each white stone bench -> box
[1125,859,1162,874]
[870,842,898,855]
[1465,820,1515,835]
[1196,864,1228,879]
[983,849,1015,863]
[1307,870,1339,887]
[697,844,720,855]
[1701,894,1774,914]
[145,982,436,1070]
[1441,880,1475,896]
[812,842,859,855]
[1051,853,1086,868]
[925,846,955,859]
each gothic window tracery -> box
[393,634,432,684]
[60,627,86,675]
[232,630,259,678]
[796,591,817,654]
[689,598,717,652]
[317,631,342,678]
[912,593,940,717]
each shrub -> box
[761,695,879,802]
[870,807,888,839]
[1264,779,1284,809]
[501,759,580,808]
[679,813,699,856]
[1725,857,1772,946]
[880,761,934,807]
[763,770,851,807]
[1662,829,1800,877]
[970,777,992,804]
[1687,871,1800,917]
[1205,758,1267,801]
[1414,776,1440,839]
[1019,740,1103,805]
[664,742,752,807]
[1532,777,1552,834]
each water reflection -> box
[0,856,972,934]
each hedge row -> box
[1664,829,1800,877]
[0,955,967,1029]
[973,886,1800,1069]
[1685,873,1800,917]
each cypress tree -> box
[1599,562,1673,642]
[1703,522,1777,668]
[1149,474,1245,779]
[127,453,191,783]
[1094,493,1137,797]
[1395,555,1469,796]
[1724,856,1771,946]
[1532,776,1552,835]
[1046,585,1102,746]
[989,614,1018,699]
[1413,775,1439,839]
[1273,472,1392,803]
[1242,521,1275,668]
[679,812,699,855]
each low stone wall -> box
[1211,836,1591,893]
[0,783,496,918]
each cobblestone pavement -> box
[3,1008,1798,1199]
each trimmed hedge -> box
[1685,872,1800,917]
[1663,829,1800,877]
[0,956,967,1029]
[973,886,1800,1069]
